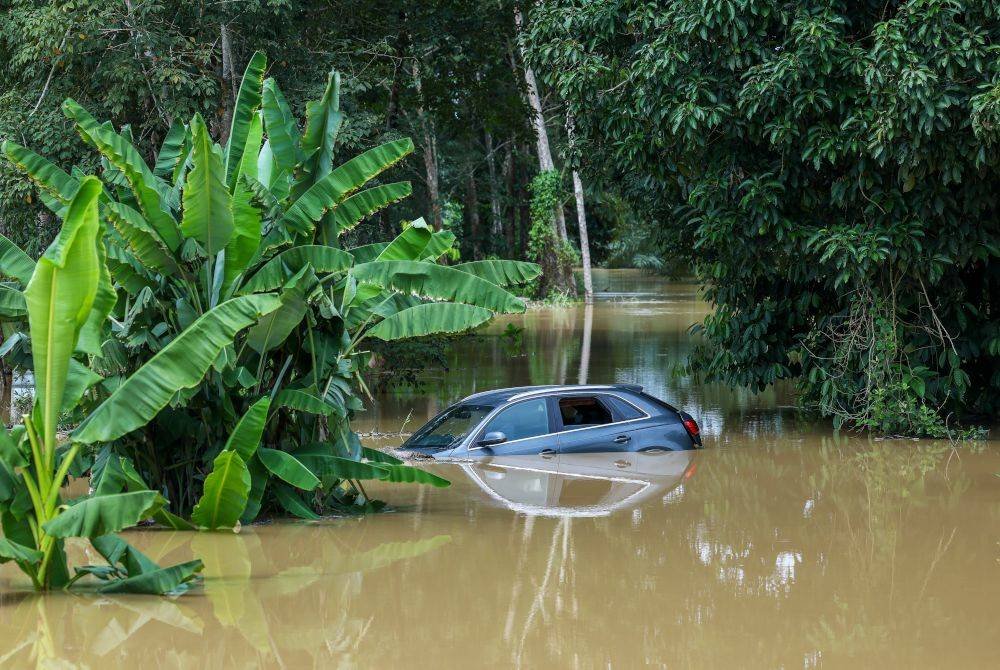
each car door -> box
[554,393,638,454]
[471,397,559,457]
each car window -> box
[606,395,645,420]
[483,398,551,441]
[407,404,494,449]
[557,396,613,430]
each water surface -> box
[1,270,997,668]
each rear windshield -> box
[406,403,494,450]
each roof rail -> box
[507,385,635,401]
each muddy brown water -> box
[2,270,998,668]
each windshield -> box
[406,403,494,450]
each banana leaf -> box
[351,260,526,313]
[242,245,353,293]
[377,464,450,488]
[73,294,282,444]
[279,138,414,235]
[257,448,321,490]
[42,491,167,538]
[191,451,250,530]
[182,114,234,254]
[453,260,542,286]
[0,232,35,283]
[224,396,272,462]
[224,51,267,189]
[367,302,493,341]
[375,218,432,261]
[1,140,80,205]
[324,181,412,240]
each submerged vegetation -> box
[0,50,539,583]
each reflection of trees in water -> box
[0,529,451,668]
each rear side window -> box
[557,396,613,429]
[483,398,550,441]
[606,395,645,420]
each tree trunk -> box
[571,168,593,301]
[412,60,442,231]
[217,22,238,145]
[465,171,481,260]
[517,144,531,256]
[578,301,593,384]
[0,360,11,426]
[513,6,568,244]
[485,131,504,256]
[566,110,593,301]
[504,144,516,254]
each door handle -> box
[539,449,556,459]
[613,435,631,444]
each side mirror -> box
[476,431,507,448]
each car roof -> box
[459,384,643,406]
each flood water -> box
[2,270,998,668]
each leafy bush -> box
[2,52,540,526]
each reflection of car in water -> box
[400,384,701,459]
[461,450,696,517]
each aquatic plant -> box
[1,51,540,526]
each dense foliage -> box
[1,179,203,592]
[526,0,999,435]
[1,55,539,531]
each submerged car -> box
[400,384,702,459]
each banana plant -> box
[1,50,541,528]
[0,178,280,590]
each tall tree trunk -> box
[504,144,516,254]
[566,113,594,302]
[571,169,593,301]
[217,22,238,144]
[412,60,442,231]
[513,7,569,244]
[0,358,11,426]
[465,171,481,260]
[517,143,531,257]
[485,131,504,256]
[578,301,593,384]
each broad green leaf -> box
[0,285,26,318]
[63,99,182,251]
[182,114,234,254]
[273,484,321,520]
[1,140,80,205]
[0,425,27,469]
[352,260,525,313]
[0,537,43,565]
[348,242,389,264]
[0,232,35,283]
[262,78,303,175]
[294,453,389,481]
[105,201,181,275]
[325,182,412,240]
[376,218,432,261]
[377,464,451,488]
[91,534,158,575]
[153,119,188,178]
[77,235,118,356]
[61,359,102,414]
[367,302,493,341]
[224,397,271,461]
[43,491,166,538]
[225,51,267,189]
[419,230,457,261]
[257,448,321,490]
[361,446,403,465]
[191,451,250,530]
[453,260,542,286]
[222,183,263,295]
[236,113,263,186]
[299,69,343,186]
[241,455,269,524]
[99,559,204,595]
[242,245,352,293]
[246,282,307,353]
[275,389,341,416]
[73,294,281,444]
[25,176,103,448]
[279,138,414,235]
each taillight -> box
[680,412,701,446]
